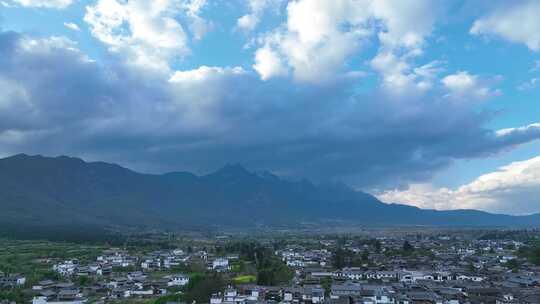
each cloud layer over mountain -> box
[1,0,540,214]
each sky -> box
[0,0,539,215]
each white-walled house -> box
[212,258,229,270]
[32,296,86,304]
[53,260,78,276]
[167,274,190,287]
[0,275,26,288]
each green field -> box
[233,275,256,284]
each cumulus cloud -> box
[252,0,438,85]
[237,14,259,32]
[441,71,500,101]
[253,45,287,80]
[252,0,372,83]
[182,0,211,40]
[370,53,442,93]
[63,22,80,31]
[237,0,282,32]
[368,0,439,94]
[470,1,540,51]
[169,65,245,83]
[84,0,209,72]
[378,155,540,215]
[10,0,72,9]
[370,0,435,54]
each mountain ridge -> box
[0,154,538,235]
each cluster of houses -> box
[265,236,540,304]
[52,250,138,277]
[207,273,540,304]
[190,234,535,304]
[30,271,190,303]
[136,249,232,272]
[29,247,242,303]
[2,232,540,304]
[29,249,197,303]
[31,282,87,304]
[51,248,203,275]
[209,283,450,304]
[279,248,332,268]
[332,268,486,283]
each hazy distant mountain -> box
[0,154,538,235]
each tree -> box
[402,241,414,254]
[0,290,27,303]
[531,246,540,265]
[361,250,369,262]
[506,259,520,272]
[76,276,94,286]
[183,274,225,304]
[518,244,540,266]
[505,244,516,250]
[256,261,293,286]
[332,249,354,268]
[467,262,476,273]
[257,269,274,286]
[320,277,332,297]
[373,240,382,253]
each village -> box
[1,230,540,304]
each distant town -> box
[1,229,540,304]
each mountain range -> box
[0,154,538,237]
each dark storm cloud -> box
[0,30,539,189]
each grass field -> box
[233,275,256,284]
[0,239,105,282]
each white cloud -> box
[11,0,72,9]
[84,0,193,72]
[63,22,80,31]
[517,77,540,91]
[470,1,540,51]
[238,14,259,32]
[253,0,438,85]
[253,45,287,80]
[253,0,372,83]
[182,0,211,40]
[370,52,442,92]
[169,65,245,83]
[378,155,540,215]
[495,123,540,138]
[441,71,500,101]
[370,0,435,54]
[18,35,80,54]
[237,0,282,32]
[368,0,438,93]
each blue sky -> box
[0,0,539,214]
